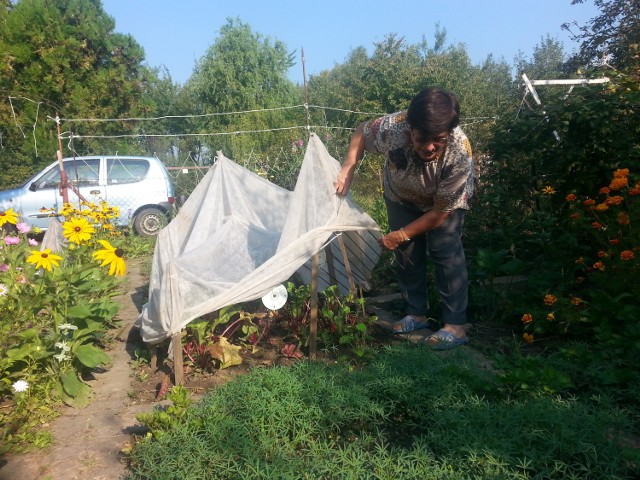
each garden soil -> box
[0,261,499,480]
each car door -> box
[22,158,102,229]
[103,157,152,226]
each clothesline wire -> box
[59,125,357,140]
[54,105,388,123]
[53,104,497,124]
[61,117,492,140]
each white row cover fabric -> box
[136,133,381,345]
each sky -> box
[102,0,601,86]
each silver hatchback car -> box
[0,155,175,236]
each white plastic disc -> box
[261,284,288,310]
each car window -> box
[106,158,150,185]
[38,159,100,189]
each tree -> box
[565,0,640,71]
[187,18,301,161]
[515,36,568,80]
[307,28,512,152]
[0,0,152,188]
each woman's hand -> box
[378,230,409,250]
[335,164,355,196]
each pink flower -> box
[4,236,19,245]
[16,223,30,234]
[0,263,8,272]
[28,238,38,246]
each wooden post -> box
[171,332,184,385]
[301,47,311,131]
[55,113,69,204]
[337,235,356,296]
[309,253,319,359]
[148,345,158,372]
[325,244,337,285]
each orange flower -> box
[595,203,609,212]
[543,294,557,306]
[613,168,629,178]
[617,213,630,225]
[583,199,596,207]
[609,177,628,190]
[523,333,534,344]
[570,213,581,220]
[565,193,577,202]
[521,313,533,324]
[609,239,620,245]
[593,261,606,271]
[591,221,603,229]
[629,184,640,196]
[605,195,624,205]
[570,297,583,305]
[542,186,556,195]
[620,250,635,261]
[597,250,607,258]
[575,257,585,264]
[546,313,555,321]
[599,187,611,195]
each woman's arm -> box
[379,209,450,250]
[335,122,366,196]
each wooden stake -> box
[55,113,69,204]
[309,253,319,359]
[148,344,158,372]
[301,47,311,133]
[337,235,356,296]
[171,332,184,385]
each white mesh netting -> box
[136,133,381,345]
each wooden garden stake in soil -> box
[309,252,319,359]
[172,332,184,385]
[337,235,356,295]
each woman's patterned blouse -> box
[362,111,474,212]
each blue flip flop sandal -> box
[426,329,470,350]
[391,315,431,334]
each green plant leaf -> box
[67,304,93,320]
[58,377,93,408]
[60,370,84,397]
[74,345,110,368]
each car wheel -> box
[133,207,167,236]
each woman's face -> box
[410,129,449,161]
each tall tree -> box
[187,18,300,161]
[515,36,568,81]
[307,28,512,152]
[0,0,152,188]
[566,0,640,71]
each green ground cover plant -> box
[128,345,638,480]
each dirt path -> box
[0,261,153,480]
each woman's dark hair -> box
[406,87,460,137]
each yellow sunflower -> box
[63,217,95,244]
[0,208,19,227]
[93,240,126,276]
[26,249,63,271]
